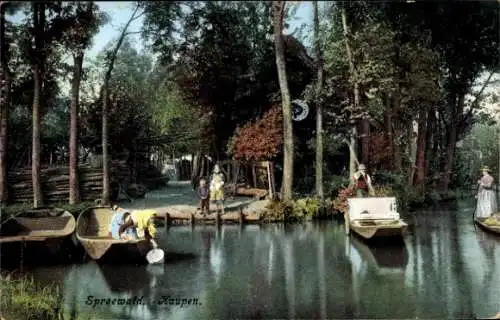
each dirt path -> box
[117,181,270,216]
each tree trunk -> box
[408,121,418,185]
[313,0,324,199]
[441,123,458,193]
[341,5,360,177]
[441,94,464,193]
[384,92,393,170]
[361,120,370,165]
[100,4,140,205]
[413,108,428,193]
[102,84,110,204]
[69,50,83,204]
[32,2,44,208]
[273,1,294,201]
[0,4,10,203]
[392,89,402,173]
[424,108,435,184]
[349,127,357,177]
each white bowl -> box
[146,248,165,264]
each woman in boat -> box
[118,209,159,248]
[351,164,375,197]
[475,166,498,219]
[210,164,225,214]
[108,208,137,240]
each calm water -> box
[14,200,500,319]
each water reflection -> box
[16,204,500,319]
[347,236,408,273]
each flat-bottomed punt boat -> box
[0,207,76,264]
[76,206,154,263]
[474,216,500,235]
[0,207,75,243]
[346,197,408,240]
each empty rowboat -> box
[0,207,76,265]
[0,207,75,243]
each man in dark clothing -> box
[351,164,374,197]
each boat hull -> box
[76,206,154,263]
[0,208,77,266]
[474,217,500,235]
[350,220,408,240]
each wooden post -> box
[190,213,195,226]
[238,207,245,225]
[215,212,221,227]
[266,161,275,199]
[165,213,170,229]
[252,164,257,188]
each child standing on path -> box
[197,178,210,215]
[210,164,225,214]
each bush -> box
[0,273,63,320]
[264,197,329,221]
[325,175,350,199]
[265,199,295,222]
[372,171,427,211]
[331,187,356,215]
[331,185,396,215]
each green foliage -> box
[149,80,207,154]
[264,197,326,222]
[80,41,156,155]
[453,124,499,188]
[373,171,429,210]
[325,175,350,199]
[0,273,63,320]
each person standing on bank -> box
[210,164,225,215]
[475,166,498,219]
[351,164,375,197]
[197,178,210,216]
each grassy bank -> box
[0,273,96,320]
[0,273,63,320]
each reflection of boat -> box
[76,206,152,263]
[0,207,76,265]
[347,197,408,240]
[99,263,152,294]
[349,236,408,274]
[474,217,500,235]
[62,262,157,320]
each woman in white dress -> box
[475,166,498,219]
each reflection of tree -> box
[476,231,497,306]
[317,231,326,319]
[284,237,296,318]
[450,209,474,318]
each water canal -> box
[9,199,500,319]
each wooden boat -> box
[346,197,408,240]
[0,207,76,265]
[0,207,75,244]
[76,206,153,263]
[474,217,500,235]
